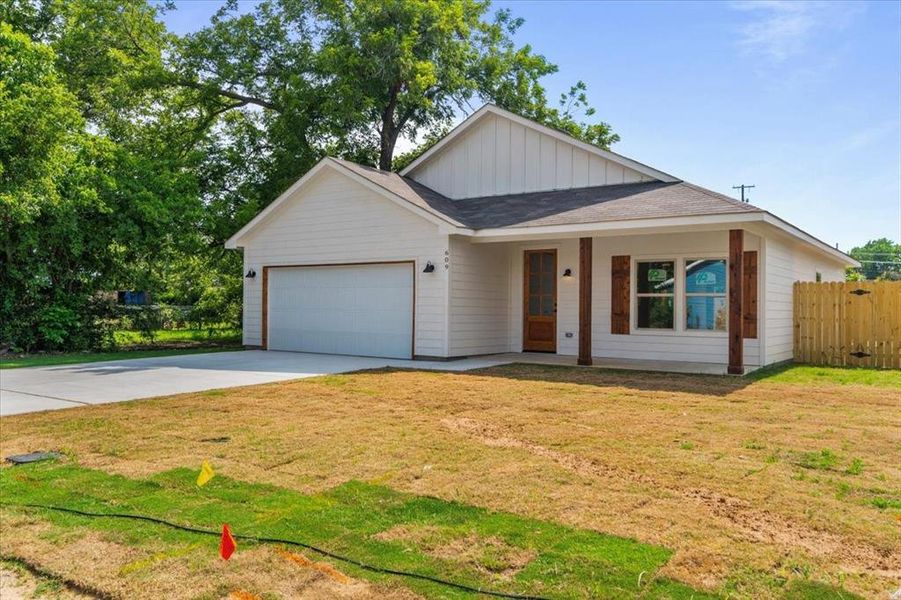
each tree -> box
[170,0,618,173]
[848,238,901,281]
[0,17,201,350]
[2,0,624,351]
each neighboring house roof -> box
[400,103,680,184]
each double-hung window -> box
[685,259,727,331]
[636,261,675,329]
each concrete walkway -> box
[0,351,509,416]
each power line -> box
[732,184,755,203]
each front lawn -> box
[112,326,241,346]
[1,463,712,599]
[1,327,242,369]
[0,346,240,369]
[1,364,895,598]
[749,362,901,387]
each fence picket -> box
[794,281,900,368]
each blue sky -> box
[160,1,901,251]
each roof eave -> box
[225,158,467,249]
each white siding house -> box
[227,104,856,373]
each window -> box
[815,271,822,282]
[636,261,674,329]
[685,259,727,331]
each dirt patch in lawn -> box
[442,416,895,574]
[2,363,898,598]
[0,510,412,600]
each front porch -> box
[446,226,763,374]
[481,352,755,376]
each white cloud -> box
[732,1,861,62]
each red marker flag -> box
[220,524,237,560]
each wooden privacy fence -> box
[794,281,901,368]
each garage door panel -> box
[267,264,413,359]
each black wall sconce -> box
[422,261,435,273]
[562,268,573,278]
[245,269,256,278]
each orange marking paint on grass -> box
[277,548,350,584]
[229,591,260,600]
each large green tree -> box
[0,13,200,350]
[848,238,901,281]
[1,0,622,351]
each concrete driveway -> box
[0,350,509,416]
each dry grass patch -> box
[1,363,897,598]
[373,525,537,580]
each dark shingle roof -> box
[448,181,761,229]
[334,157,761,230]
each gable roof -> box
[400,103,680,184]
[442,181,760,229]
[225,157,466,248]
[330,158,471,225]
[323,163,855,265]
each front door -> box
[523,249,557,352]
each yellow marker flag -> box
[196,460,215,487]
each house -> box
[225,104,858,374]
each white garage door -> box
[267,263,414,359]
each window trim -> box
[684,258,728,332]
[633,258,676,331]
[630,254,730,337]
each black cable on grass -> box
[1,502,552,600]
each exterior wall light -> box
[423,261,436,273]
[562,268,573,278]
[245,269,256,278]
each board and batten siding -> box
[447,236,511,356]
[408,112,653,200]
[239,169,449,357]
[764,236,845,364]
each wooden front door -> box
[523,249,557,352]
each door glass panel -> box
[529,273,540,294]
[541,273,554,294]
[541,294,554,315]
[528,296,540,316]
[530,252,540,272]
[542,252,554,272]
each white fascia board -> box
[466,212,764,243]
[400,104,680,184]
[225,158,465,249]
[224,159,333,249]
[761,212,859,267]
[326,159,466,229]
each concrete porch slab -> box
[486,352,755,375]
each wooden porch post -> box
[728,230,744,374]
[578,237,593,366]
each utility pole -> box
[732,184,755,203]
